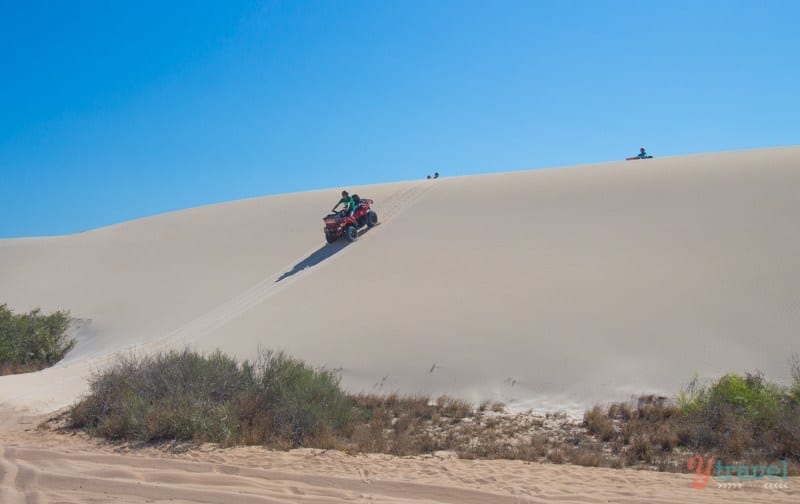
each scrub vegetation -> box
[0,304,74,375]
[66,348,799,474]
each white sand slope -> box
[1,147,799,415]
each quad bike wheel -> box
[344,225,358,242]
[366,211,378,228]
[325,232,337,244]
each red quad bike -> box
[323,196,378,243]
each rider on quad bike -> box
[324,190,378,243]
[332,190,357,216]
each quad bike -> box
[323,196,378,243]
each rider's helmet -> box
[342,190,349,197]
[640,147,646,152]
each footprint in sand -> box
[357,467,372,484]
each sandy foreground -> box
[1,147,799,501]
[0,412,796,504]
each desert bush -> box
[569,442,604,467]
[69,349,350,446]
[594,370,800,467]
[530,433,550,457]
[629,434,653,463]
[351,393,434,421]
[682,372,781,422]
[70,349,483,454]
[436,395,473,419]
[256,351,351,443]
[677,371,786,458]
[584,405,614,441]
[636,395,678,422]
[490,401,506,413]
[547,448,566,464]
[0,304,74,375]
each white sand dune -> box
[1,147,799,415]
[1,147,799,502]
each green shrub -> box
[69,349,350,446]
[254,351,351,443]
[604,370,800,466]
[678,372,785,457]
[0,304,74,375]
[697,373,779,419]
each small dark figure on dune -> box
[627,147,653,161]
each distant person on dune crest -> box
[433,172,439,179]
[332,190,356,216]
[627,147,653,160]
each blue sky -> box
[1,1,798,238]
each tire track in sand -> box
[0,443,538,504]
[0,446,25,504]
[135,180,438,352]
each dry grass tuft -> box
[436,395,473,419]
[584,405,614,441]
